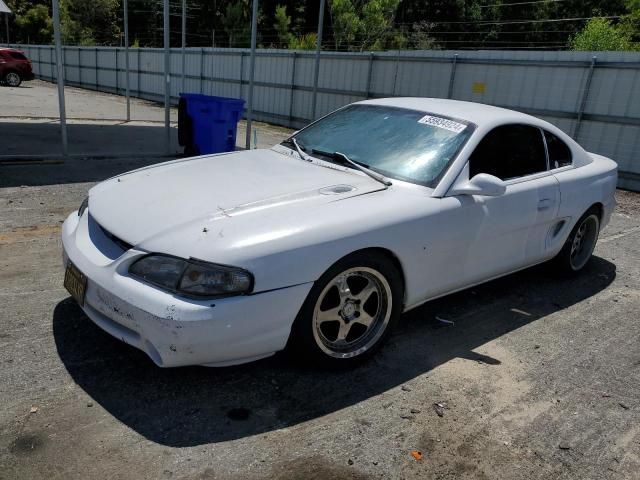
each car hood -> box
[89,148,386,246]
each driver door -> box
[451,124,561,284]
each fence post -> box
[365,52,374,99]
[288,51,297,125]
[392,50,400,95]
[208,47,218,95]
[137,48,141,97]
[573,56,597,140]
[115,48,119,94]
[199,47,204,94]
[239,51,244,99]
[95,47,99,91]
[447,53,458,99]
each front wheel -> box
[552,208,600,273]
[4,72,22,87]
[288,251,403,368]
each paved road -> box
[0,80,291,157]
[0,164,639,479]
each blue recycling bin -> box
[178,93,245,155]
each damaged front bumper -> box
[61,212,312,367]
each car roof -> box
[357,97,536,126]
[0,48,24,53]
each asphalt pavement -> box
[1,156,639,478]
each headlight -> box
[129,254,253,298]
[78,197,89,217]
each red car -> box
[0,48,35,87]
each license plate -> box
[64,261,87,306]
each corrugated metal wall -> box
[20,45,640,190]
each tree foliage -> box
[60,0,120,45]
[273,4,292,47]
[570,17,634,50]
[222,1,252,48]
[13,3,52,44]
[289,32,317,49]
[3,0,639,52]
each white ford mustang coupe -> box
[61,98,617,368]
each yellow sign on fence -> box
[472,82,486,94]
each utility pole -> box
[311,0,326,121]
[181,0,186,94]
[51,0,68,157]
[123,0,131,121]
[163,0,171,153]
[245,0,258,149]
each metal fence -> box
[18,45,640,191]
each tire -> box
[287,251,403,369]
[4,72,22,87]
[552,207,601,274]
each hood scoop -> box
[319,184,357,195]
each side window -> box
[9,52,27,60]
[544,130,572,168]
[469,124,547,180]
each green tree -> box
[407,21,438,50]
[360,0,400,50]
[329,0,359,50]
[14,3,52,44]
[59,0,120,45]
[570,17,635,50]
[222,1,251,48]
[273,4,292,48]
[619,0,640,44]
[329,0,400,51]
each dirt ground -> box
[0,158,639,479]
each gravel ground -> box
[0,165,639,479]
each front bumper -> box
[61,212,312,367]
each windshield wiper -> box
[312,149,392,187]
[282,137,312,162]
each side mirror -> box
[449,173,506,197]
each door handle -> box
[538,198,552,210]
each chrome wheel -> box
[5,72,21,87]
[569,214,599,271]
[312,267,392,359]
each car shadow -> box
[52,257,616,447]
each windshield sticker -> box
[417,115,467,133]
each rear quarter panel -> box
[554,153,618,236]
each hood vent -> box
[319,184,357,195]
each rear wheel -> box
[4,72,22,87]
[288,251,403,368]
[552,208,600,273]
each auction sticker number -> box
[417,115,467,133]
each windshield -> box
[287,104,474,187]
